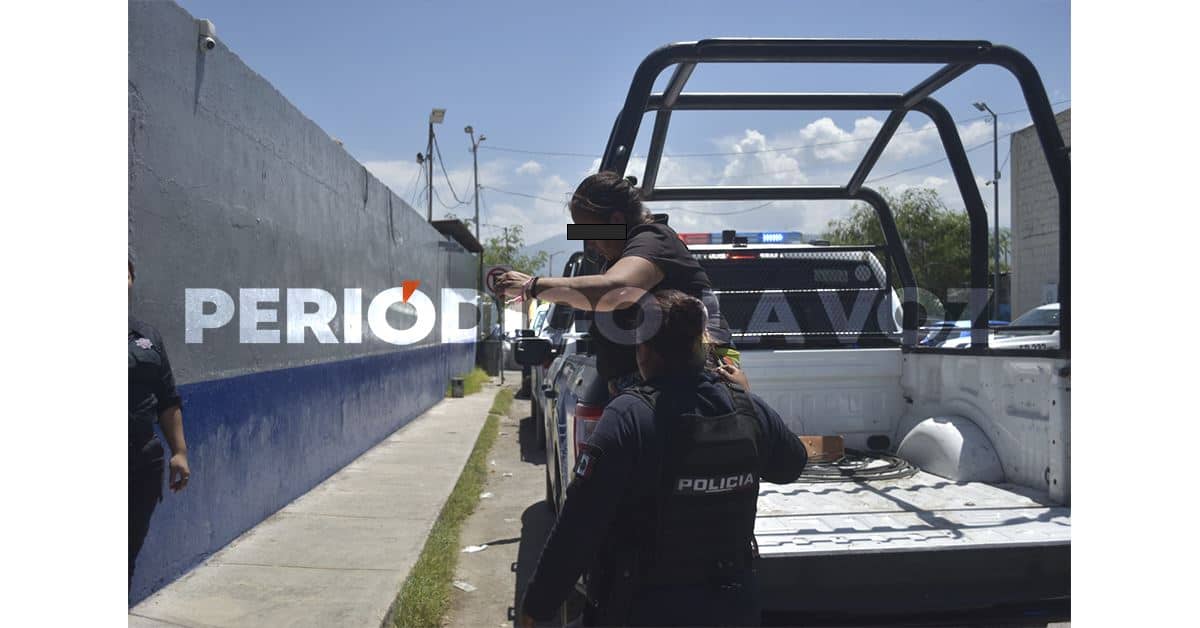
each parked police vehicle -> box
[516,38,1070,622]
[941,302,1061,350]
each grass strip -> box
[445,367,491,397]
[390,387,512,627]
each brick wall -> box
[1010,108,1070,317]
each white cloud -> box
[922,175,949,188]
[362,159,423,199]
[614,155,716,189]
[371,112,1014,248]
[716,129,808,186]
[797,117,866,164]
[472,172,576,245]
[956,119,995,148]
[516,160,544,176]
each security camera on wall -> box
[198,19,216,52]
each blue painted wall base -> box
[130,341,475,605]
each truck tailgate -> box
[755,471,1070,558]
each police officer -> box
[129,259,191,585]
[519,290,807,627]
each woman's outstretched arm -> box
[499,256,663,312]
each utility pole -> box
[464,126,485,245]
[465,126,486,297]
[974,101,1002,320]
[426,108,446,222]
[499,225,510,385]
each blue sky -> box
[176,0,1070,248]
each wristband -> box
[529,276,541,299]
[521,276,537,301]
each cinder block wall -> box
[129,0,475,604]
[1010,109,1070,317]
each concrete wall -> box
[1010,109,1070,317]
[129,0,476,604]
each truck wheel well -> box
[895,415,1004,483]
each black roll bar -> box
[598,38,1070,355]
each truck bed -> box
[755,471,1070,558]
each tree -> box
[823,187,1010,319]
[442,212,476,233]
[441,213,548,274]
[480,224,548,275]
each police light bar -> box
[677,231,805,245]
[678,232,713,245]
[695,252,762,260]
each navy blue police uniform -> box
[128,316,182,582]
[521,371,807,626]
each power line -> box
[642,137,998,217]
[477,99,1069,161]
[717,125,1026,185]
[433,185,472,210]
[480,145,598,158]
[663,201,777,216]
[433,135,469,204]
[477,115,1051,215]
[482,185,570,204]
[403,166,424,206]
[639,138,995,218]
[864,128,1034,184]
[497,133,1010,208]
[863,138,992,184]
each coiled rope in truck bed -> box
[796,449,918,483]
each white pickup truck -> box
[523,236,1069,618]
[516,37,1071,622]
[699,238,1069,618]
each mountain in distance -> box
[519,223,820,277]
[520,233,581,276]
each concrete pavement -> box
[130,378,505,628]
[444,395,556,627]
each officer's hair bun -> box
[641,289,707,364]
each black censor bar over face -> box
[567,224,627,240]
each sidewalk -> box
[130,379,504,628]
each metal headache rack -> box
[701,244,900,349]
[598,39,1070,356]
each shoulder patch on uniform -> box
[135,337,153,350]
[573,445,603,482]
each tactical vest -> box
[618,380,763,585]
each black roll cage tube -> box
[598,39,1070,356]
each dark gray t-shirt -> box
[592,220,732,381]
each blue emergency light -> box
[678,231,805,245]
[713,231,803,244]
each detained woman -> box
[497,171,748,392]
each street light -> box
[425,108,446,222]
[974,101,1002,320]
